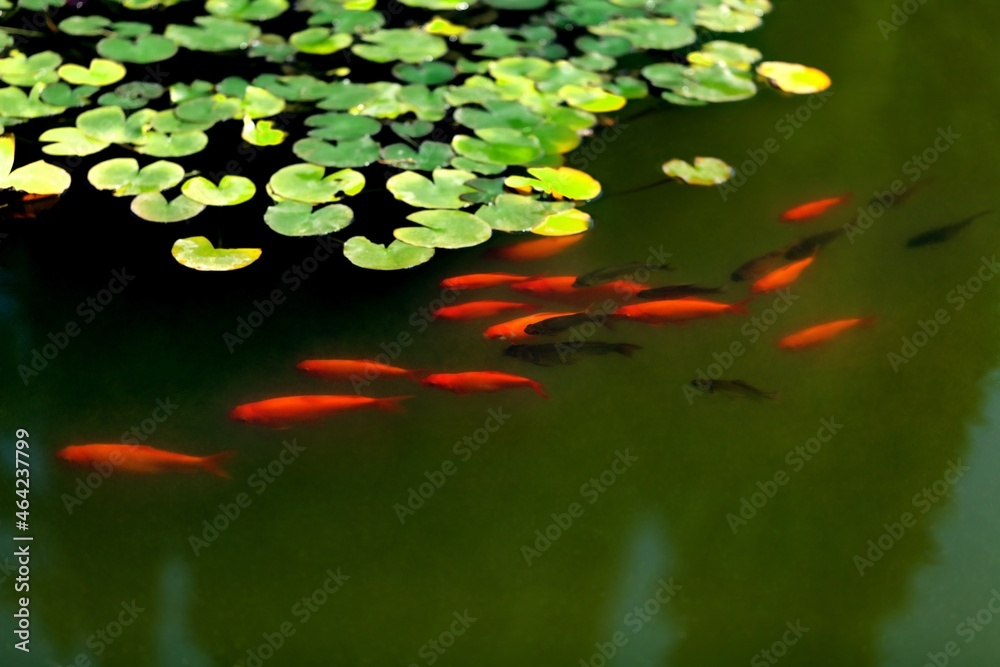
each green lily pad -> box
[76,105,128,143]
[662,156,734,185]
[97,81,165,109]
[172,236,262,272]
[293,137,381,168]
[264,200,354,236]
[0,136,71,195]
[689,41,763,70]
[453,129,543,166]
[181,175,257,206]
[39,83,98,108]
[248,34,296,62]
[252,74,334,101]
[316,82,378,111]
[505,166,602,200]
[0,85,66,119]
[290,27,352,54]
[695,4,767,32]
[389,120,433,139]
[351,28,448,64]
[475,193,574,232]
[170,80,214,103]
[175,95,242,123]
[642,62,757,103]
[589,18,697,50]
[39,127,110,156]
[133,131,209,157]
[97,35,179,64]
[381,142,453,171]
[387,169,476,209]
[165,17,262,52]
[57,59,127,86]
[756,61,832,94]
[392,61,455,85]
[241,86,286,118]
[267,163,365,204]
[394,210,493,249]
[130,192,207,222]
[59,16,113,36]
[88,158,185,196]
[531,208,592,236]
[557,84,626,112]
[242,118,287,146]
[0,51,62,87]
[304,112,381,141]
[110,22,153,38]
[343,237,434,270]
[206,0,289,21]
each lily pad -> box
[268,164,365,204]
[242,117,287,146]
[0,51,62,87]
[57,59,127,87]
[390,120,434,139]
[343,237,434,270]
[475,193,574,232]
[386,169,476,209]
[351,28,448,64]
[39,127,109,156]
[392,62,455,85]
[0,85,66,119]
[381,142,453,171]
[130,192,207,222]
[172,236,262,271]
[505,167,602,200]
[165,17,262,52]
[304,113,381,141]
[134,131,209,157]
[59,16,113,36]
[756,61,832,94]
[589,18,697,51]
[97,81,165,109]
[290,27,352,54]
[206,0,289,21]
[0,140,71,195]
[662,157,734,185]
[88,158,185,196]
[293,137,381,168]
[395,210,493,249]
[97,35,179,64]
[453,129,543,166]
[695,4,767,32]
[39,83,98,108]
[557,85,626,112]
[264,200,354,236]
[181,175,257,206]
[531,208,592,236]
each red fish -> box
[440,273,536,291]
[56,445,234,478]
[777,318,873,349]
[483,311,577,340]
[485,235,584,261]
[614,298,751,324]
[433,301,539,320]
[297,360,423,382]
[421,371,547,397]
[750,256,814,294]
[230,395,410,428]
[511,276,647,304]
[780,194,851,222]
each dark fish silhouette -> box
[692,378,778,401]
[573,262,670,288]
[503,342,641,366]
[637,284,727,300]
[784,228,845,260]
[906,210,993,248]
[731,249,788,282]
[523,311,613,336]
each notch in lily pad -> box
[394,210,492,249]
[343,236,434,270]
[0,134,72,195]
[264,200,353,236]
[181,175,257,206]
[131,192,206,223]
[172,236,262,271]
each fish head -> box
[692,378,712,392]
[229,405,252,422]
[296,360,317,373]
[56,446,84,464]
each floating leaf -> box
[475,193,574,232]
[134,131,209,157]
[88,158,185,196]
[695,4,768,32]
[172,236,262,271]
[97,81,165,109]
[392,61,455,85]
[97,35,179,64]
[175,95,242,124]
[57,59,127,86]
[206,0,289,21]
[241,86,286,118]
[39,127,109,156]
[689,41,763,70]
[1,159,71,196]
[756,61,832,94]
[59,16,113,36]
[531,208,592,236]
[589,18,697,51]
[0,51,61,87]
[76,106,129,143]
[0,85,66,119]
[264,200,353,236]
[386,169,476,209]
[642,62,756,103]
[662,157,734,185]
[39,83,98,108]
[394,210,492,249]
[130,192,206,222]
[181,175,257,206]
[506,167,602,200]
[267,164,365,204]
[293,137,381,168]
[290,28,352,54]
[557,85,626,112]
[389,120,434,139]
[381,142,453,171]
[343,237,434,270]
[165,18,262,52]
[242,117,287,146]
[304,113,381,141]
[452,129,543,166]
[351,28,448,64]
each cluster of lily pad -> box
[0,0,831,271]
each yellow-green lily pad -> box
[264,200,354,236]
[756,61,832,94]
[662,157,734,185]
[88,158,185,196]
[131,192,207,222]
[343,236,434,270]
[394,210,493,249]
[267,164,365,204]
[172,236,262,271]
[387,169,476,209]
[57,59,127,87]
[531,208,592,236]
[181,175,256,206]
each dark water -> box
[4,1,1000,666]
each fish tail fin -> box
[617,343,642,358]
[531,381,549,398]
[202,451,236,478]
[729,298,754,315]
[377,396,412,413]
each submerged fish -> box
[503,342,641,366]
[780,194,851,222]
[440,273,534,290]
[421,371,547,397]
[573,261,671,288]
[433,300,538,320]
[512,276,647,304]
[784,228,845,260]
[297,359,423,382]
[906,210,993,248]
[614,298,750,324]
[750,256,815,294]
[777,317,873,349]
[692,378,778,401]
[230,395,410,428]
[731,249,788,282]
[637,284,727,300]
[523,310,613,336]
[483,311,577,340]
[485,235,584,262]
[56,444,234,477]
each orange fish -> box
[777,318,873,349]
[485,235,584,261]
[440,273,534,290]
[614,298,751,324]
[780,194,851,222]
[230,395,410,428]
[421,371,547,397]
[750,256,814,294]
[511,276,647,304]
[433,301,539,320]
[56,445,234,478]
[297,360,422,382]
[483,311,577,340]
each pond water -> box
[4,1,1000,666]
